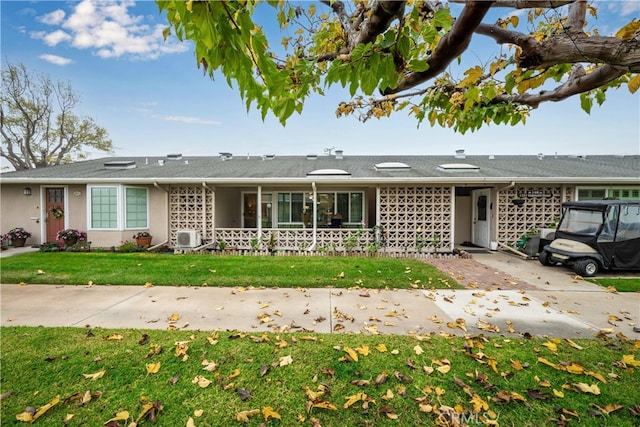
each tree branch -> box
[384,0,495,95]
[451,0,574,8]
[356,1,406,46]
[492,64,626,107]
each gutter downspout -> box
[151,181,169,251]
[257,185,262,244]
[307,181,318,251]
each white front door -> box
[471,189,490,248]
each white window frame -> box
[87,185,149,231]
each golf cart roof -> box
[562,200,640,210]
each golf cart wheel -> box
[538,250,555,266]
[574,258,598,277]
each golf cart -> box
[539,200,640,277]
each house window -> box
[89,186,148,230]
[91,187,118,229]
[275,191,363,226]
[126,187,148,228]
[578,188,639,200]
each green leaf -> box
[433,9,452,31]
[580,93,593,114]
[408,59,429,72]
[397,35,411,58]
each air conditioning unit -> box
[176,230,201,248]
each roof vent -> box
[263,154,276,160]
[307,154,318,160]
[335,150,344,159]
[537,153,544,160]
[104,160,136,170]
[488,154,495,160]
[219,152,233,161]
[454,149,466,159]
[437,163,479,172]
[167,153,182,160]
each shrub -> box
[56,229,87,241]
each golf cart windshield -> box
[558,208,603,236]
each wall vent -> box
[176,230,201,248]
[104,160,136,170]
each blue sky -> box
[1,0,639,162]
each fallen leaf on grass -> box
[15,395,60,423]
[191,375,212,388]
[82,370,105,380]
[572,382,600,395]
[103,410,130,425]
[235,409,260,422]
[279,355,293,366]
[146,362,161,374]
[262,406,282,420]
[105,334,123,341]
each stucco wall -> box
[0,184,41,245]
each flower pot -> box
[11,238,26,247]
[136,237,152,247]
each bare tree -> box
[1,62,112,170]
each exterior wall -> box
[0,184,41,245]
[454,195,472,244]
[496,185,573,245]
[378,186,452,252]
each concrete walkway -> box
[1,249,638,339]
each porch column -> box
[257,185,262,241]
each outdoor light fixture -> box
[23,187,32,196]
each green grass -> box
[589,278,640,292]
[0,252,461,289]
[1,327,639,426]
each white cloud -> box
[157,115,221,125]
[37,9,66,25]
[42,29,72,46]
[39,54,73,66]
[32,0,188,60]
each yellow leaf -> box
[541,341,558,352]
[279,355,293,366]
[191,375,212,388]
[64,413,74,422]
[414,345,424,355]
[82,370,105,380]
[343,392,366,409]
[228,369,241,380]
[15,411,34,422]
[623,354,640,367]
[312,401,337,410]
[565,363,584,375]
[573,382,600,395]
[235,409,260,422]
[457,66,484,88]
[343,347,359,362]
[186,416,196,427]
[537,357,559,369]
[144,282,153,288]
[436,365,451,374]
[105,410,130,424]
[175,342,189,358]
[509,15,519,27]
[487,358,498,374]
[586,370,607,383]
[510,359,523,371]
[564,339,583,350]
[146,362,161,374]
[553,389,564,397]
[628,74,640,94]
[374,343,387,352]
[262,406,282,420]
[105,334,123,341]
[470,394,489,412]
[616,19,640,40]
[193,409,204,417]
[356,345,370,356]
[168,313,180,322]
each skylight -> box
[104,160,136,170]
[437,163,480,172]
[375,162,411,170]
[307,168,351,176]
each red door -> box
[45,187,65,242]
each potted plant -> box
[511,197,525,207]
[3,227,32,247]
[56,229,87,247]
[133,231,153,247]
[267,233,276,255]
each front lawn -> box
[589,278,640,293]
[0,253,461,289]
